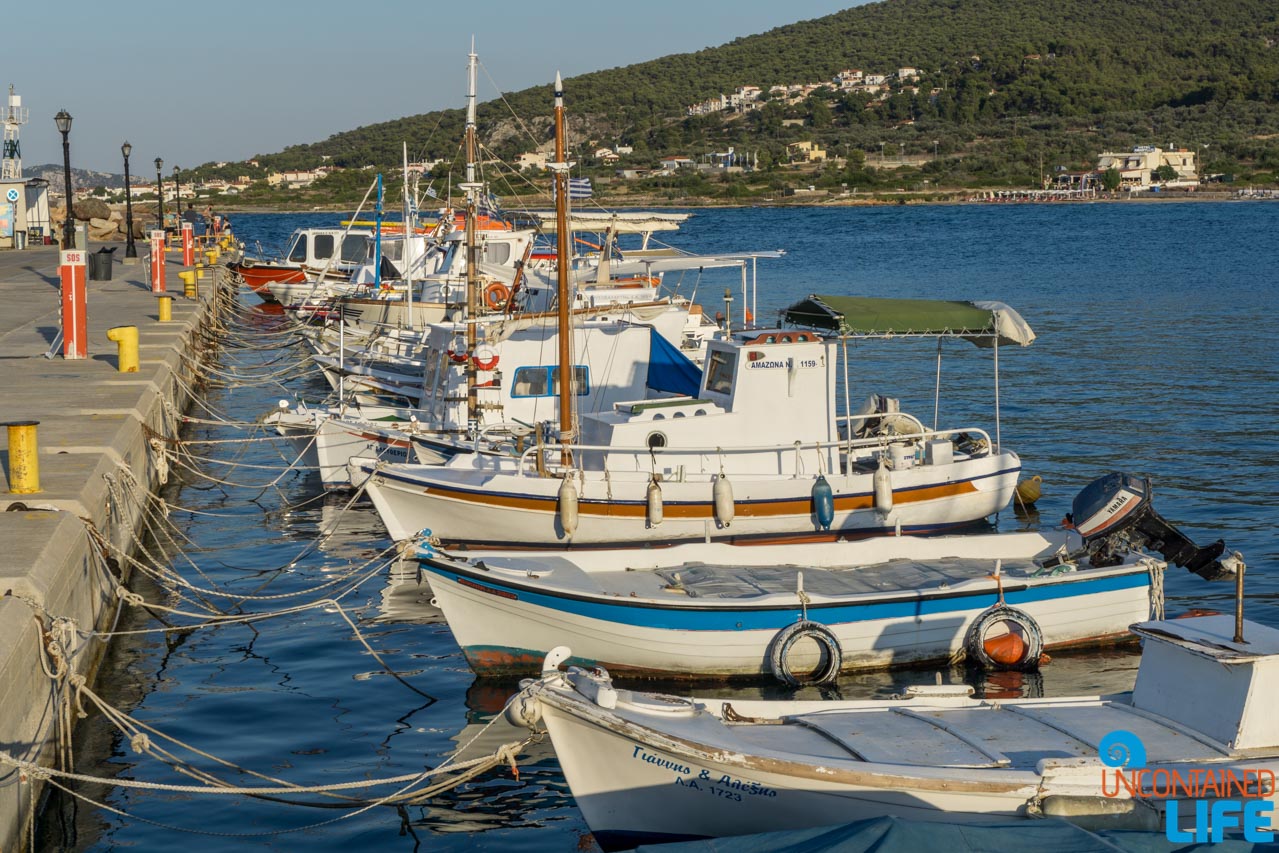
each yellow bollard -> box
[106,325,139,373]
[204,248,219,265]
[179,268,199,298]
[195,262,208,280]
[156,294,173,322]
[5,420,40,494]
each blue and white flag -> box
[568,177,593,199]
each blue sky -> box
[6,0,860,173]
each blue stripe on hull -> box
[423,563,1148,632]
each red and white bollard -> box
[150,229,167,293]
[181,221,195,266]
[59,249,87,359]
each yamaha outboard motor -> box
[1067,472,1240,581]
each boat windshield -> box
[704,350,736,395]
[341,235,370,263]
[313,234,335,260]
[287,234,307,262]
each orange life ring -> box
[472,347,499,371]
[484,282,511,310]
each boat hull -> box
[363,452,1021,546]
[421,557,1151,678]
[230,262,306,300]
[538,699,1036,849]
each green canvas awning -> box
[782,295,1035,347]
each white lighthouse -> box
[2,85,29,181]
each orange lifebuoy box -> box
[483,282,511,311]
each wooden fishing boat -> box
[508,612,1276,849]
[415,471,1238,681]
[417,525,1161,679]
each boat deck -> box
[453,549,1127,604]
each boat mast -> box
[403,141,414,330]
[462,41,481,429]
[552,72,574,467]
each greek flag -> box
[568,177,593,199]
[424,185,438,199]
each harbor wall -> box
[0,244,232,850]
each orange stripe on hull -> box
[410,479,979,519]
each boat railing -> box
[512,425,995,479]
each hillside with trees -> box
[240,0,1279,198]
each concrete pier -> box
[0,241,229,849]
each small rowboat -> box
[509,613,1278,849]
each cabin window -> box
[646,431,667,451]
[511,366,590,398]
[704,350,736,395]
[288,235,307,262]
[341,235,369,263]
[313,235,335,260]
[551,366,590,396]
[485,243,512,265]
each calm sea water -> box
[45,202,1279,851]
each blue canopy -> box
[645,327,702,398]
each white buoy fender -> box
[873,456,893,515]
[558,477,579,537]
[504,687,543,728]
[647,477,663,527]
[713,473,735,528]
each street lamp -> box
[54,109,74,249]
[154,157,164,230]
[933,139,939,159]
[121,141,136,258]
[173,166,181,221]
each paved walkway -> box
[0,240,224,849]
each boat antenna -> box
[462,39,482,431]
[551,71,575,468]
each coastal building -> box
[266,168,327,188]
[514,151,549,171]
[1095,146,1199,189]
[787,140,827,162]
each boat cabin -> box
[417,319,676,433]
[578,329,841,477]
[284,228,371,274]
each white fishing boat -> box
[507,605,1274,849]
[231,227,373,302]
[414,472,1241,679]
[358,294,1035,545]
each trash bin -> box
[89,247,116,281]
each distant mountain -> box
[249,0,1279,174]
[24,164,125,190]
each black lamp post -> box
[121,141,136,258]
[54,109,74,249]
[154,157,164,230]
[173,166,181,222]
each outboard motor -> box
[1067,472,1239,581]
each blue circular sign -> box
[4,188,17,203]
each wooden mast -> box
[552,72,574,467]
[463,42,481,430]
